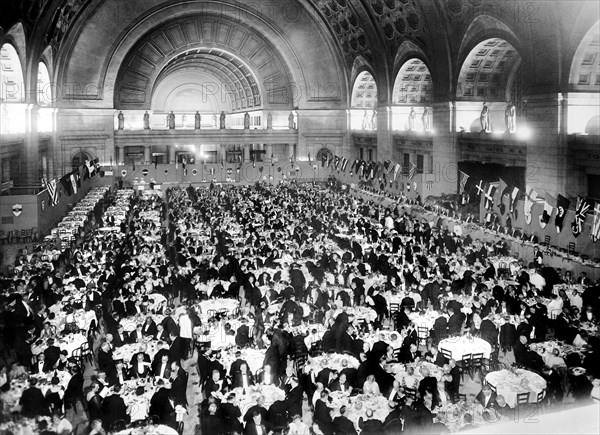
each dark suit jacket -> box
[43,345,61,368]
[19,386,47,418]
[171,370,188,407]
[101,394,129,428]
[447,313,465,336]
[236,325,252,348]
[128,330,144,344]
[315,399,334,434]
[230,358,249,376]
[142,320,158,337]
[232,372,255,389]
[149,387,175,425]
[244,422,268,435]
[31,360,52,374]
[359,418,384,435]
[479,319,498,346]
[333,416,357,435]
[168,337,184,363]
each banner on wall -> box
[539,195,554,229]
[12,204,22,217]
[591,203,600,242]
[555,194,570,233]
[571,196,594,238]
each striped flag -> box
[458,171,469,194]
[42,178,59,206]
[539,195,554,229]
[408,162,417,179]
[591,203,600,242]
[341,157,349,172]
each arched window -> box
[350,71,378,130]
[456,38,524,133]
[72,151,91,173]
[568,21,600,134]
[0,43,26,134]
[392,58,433,131]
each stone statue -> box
[220,111,226,129]
[371,109,377,130]
[408,107,416,131]
[118,111,124,130]
[267,111,273,129]
[288,111,295,129]
[362,110,369,130]
[244,112,250,129]
[168,111,175,129]
[422,107,430,132]
[480,102,490,132]
[143,111,150,130]
[195,111,201,130]
[505,102,516,133]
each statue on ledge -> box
[117,111,124,130]
[267,111,273,129]
[408,107,416,131]
[480,102,490,132]
[195,111,201,130]
[288,111,295,130]
[244,112,250,129]
[143,111,150,130]
[422,107,430,132]
[505,102,516,133]
[220,111,226,129]
[167,111,175,129]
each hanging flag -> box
[85,160,95,178]
[497,178,508,214]
[408,162,417,180]
[539,195,554,229]
[509,186,520,215]
[571,196,594,237]
[70,173,78,195]
[270,153,275,167]
[341,158,348,172]
[523,187,541,225]
[42,178,59,206]
[484,183,497,210]
[458,171,469,195]
[393,163,401,181]
[554,194,570,233]
[350,159,357,174]
[327,154,333,168]
[475,180,484,197]
[591,203,600,242]
[334,155,340,170]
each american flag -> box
[42,178,59,206]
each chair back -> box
[516,391,530,405]
[440,348,452,361]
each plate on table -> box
[569,367,586,376]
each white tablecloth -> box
[439,336,492,361]
[485,369,547,408]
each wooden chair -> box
[417,326,429,347]
[294,352,308,374]
[456,354,472,382]
[536,389,546,403]
[469,352,484,380]
[516,392,530,405]
[404,387,417,400]
[568,242,576,257]
[389,303,400,316]
[392,347,402,362]
[440,348,452,361]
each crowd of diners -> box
[0,179,599,435]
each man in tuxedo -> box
[112,325,129,348]
[153,353,171,379]
[285,377,303,418]
[149,379,175,428]
[400,343,421,364]
[244,410,268,435]
[333,405,357,435]
[236,318,252,348]
[447,307,465,336]
[101,384,129,430]
[359,408,384,435]
[128,324,145,344]
[443,360,461,403]
[108,360,129,386]
[170,361,188,407]
[205,369,226,394]
[161,310,179,337]
[43,338,62,369]
[479,314,499,347]
[232,363,255,389]
[168,332,184,364]
[314,390,334,435]
[475,385,498,408]
[97,342,116,380]
[425,346,446,367]
[229,351,249,376]
[19,378,47,418]
[328,372,351,394]
[31,352,52,374]
[129,353,151,379]
[220,393,243,434]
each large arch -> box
[56,0,347,108]
[114,15,292,110]
[569,21,599,92]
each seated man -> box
[475,384,498,409]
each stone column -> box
[243,144,251,162]
[25,104,40,186]
[431,101,458,196]
[524,93,567,197]
[168,145,176,164]
[376,105,393,162]
[144,145,151,164]
[265,143,273,161]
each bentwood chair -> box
[516,392,530,406]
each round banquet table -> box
[439,336,492,361]
[221,348,266,374]
[329,392,390,431]
[115,425,178,435]
[434,400,499,432]
[214,385,286,417]
[385,361,444,389]
[112,340,160,364]
[198,299,240,320]
[30,333,87,357]
[304,353,360,376]
[485,369,547,408]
